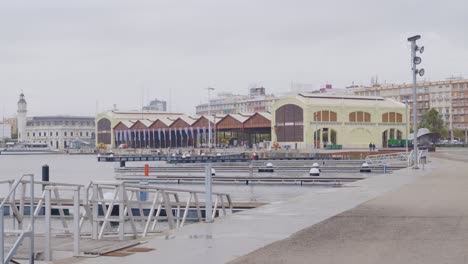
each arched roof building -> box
[272,94,407,149]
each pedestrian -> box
[372,143,376,151]
[369,142,372,151]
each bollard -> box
[383,164,387,174]
[120,160,126,168]
[309,168,320,176]
[42,164,49,190]
[139,181,148,201]
[140,164,150,201]
[360,162,371,173]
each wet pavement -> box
[73,155,425,263]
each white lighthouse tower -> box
[17,93,27,142]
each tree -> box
[453,128,465,140]
[419,108,448,138]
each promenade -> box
[72,154,432,264]
[233,155,468,264]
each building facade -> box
[272,94,407,149]
[25,116,95,149]
[0,123,12,140]
[143,98,167,112]
[350,78,468,134]
[3,117,17,138]
[195,87,278,115]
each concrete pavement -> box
[73,156,428,264]
[231,156,468,264]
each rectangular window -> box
[71,132,74,137]
[64,132,67,136]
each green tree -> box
[453,128,465,140]
[419,108,448,138]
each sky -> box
[0,0,467,117]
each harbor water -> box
[0,154,338,203]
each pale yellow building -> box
[271,94,407,149]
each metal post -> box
[409,36,419,169]
[405,100,409,153]
[314,112,318,153]
[29,174,34,264]
[73,188,80,257]
[45,188,51,261]
[205,163,213,222]
[0,209,4,264]
[207,87,214,149]
[118,183,125,240]
[42,164,49,190]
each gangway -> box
[365,150,428,167]
[0,177,234,262]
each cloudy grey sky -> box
[1,0,467,117]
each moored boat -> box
[0,143,61,155]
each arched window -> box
[97,118,111,144]
[382,112,402,123]
[275,104,303,142]
[349,111,371,122]
[314,110,337,122]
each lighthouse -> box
[17,93,27,142]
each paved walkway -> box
[73,157,428,264]
[232,156,468,264]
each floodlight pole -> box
[405,99,409,154]
[207,87,215,148]
[408,35,420,169]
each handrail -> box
[0,174,35,264]
[0,174,34,208]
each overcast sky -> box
[1,0,467,117]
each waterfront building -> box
[350,78,468,135]
[143,98,167,112]
[195,87,278,115]
[15,93,95,149]
[3,117,17,138]
[0,123,12,139]
[25,116,95,149]
[96,110,186,147]
[96,109,272,149]
[271,94,407,149]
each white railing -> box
[365,151,413,167]
[366,150,428,168]
[87,181,233,240]
[0,174,35,264]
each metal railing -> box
[43,185,82,261]
[0,178,233,260]
[0,174,35,264]
[365,151,413,167]
[87,181,233,240]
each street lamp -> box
[207,87,215,148]
[407,35,425,169]
[314,112,318,153]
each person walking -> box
[372,143,376,151]
[369,142,372,152]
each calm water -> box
[0,154,326,202]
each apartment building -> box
[350,78,468,132]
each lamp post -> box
[404,98,409,153]
[407,35,425,169]
[207,87,215,148]
[314,112,319,153]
